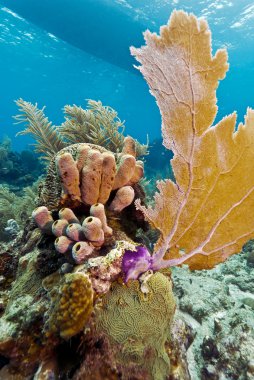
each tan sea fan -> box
[131,10,254,270]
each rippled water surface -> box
[0,0,253,149]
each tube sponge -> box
[54,236,74,254]
[72,241,94,264]
[76,144,90,172]
[52,219,69,237]
[113,154,136,190]
[109,186,135,212]
[90,203,112,236]
[82,216,104,244]
[32,206,54,235]
[55,152,81,201]
[122,136,136,157]
[66,223,85,241]
[81,149,103,205]
[98,152,116,204]
[128,160,144,185]
[59,208,80,224]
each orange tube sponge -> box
[32,206,54,235]
[52,273,93,339]
[82,216,104,244]
[98,152,116,204]
[72,241,94,264]
[52,219,69,237]
[121,136,136,157]
[90,203,112,236]
[109,186,135,212]
[59,208,80,224]
[66,223,85,242]
[113,154,136,190]
[55,152,81,201]
[81,149,103,205]
[76,144,90,172]
[54,236,74,254]
[128,160,144,185]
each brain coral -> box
[48,272,93,339]
[95,272,176,380]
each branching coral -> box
[126,10,254,273]
[15,99,148,161]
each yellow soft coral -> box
[131,10,254,270]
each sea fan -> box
[130,10,254,271]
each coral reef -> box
[0,126,150,378]
[1,9,254,380]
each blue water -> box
[0,0,254,151]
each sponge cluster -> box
[56,138,143,207]
[32,204,112,264]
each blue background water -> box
[0,0,254,151]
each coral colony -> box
[0,10,254,380]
